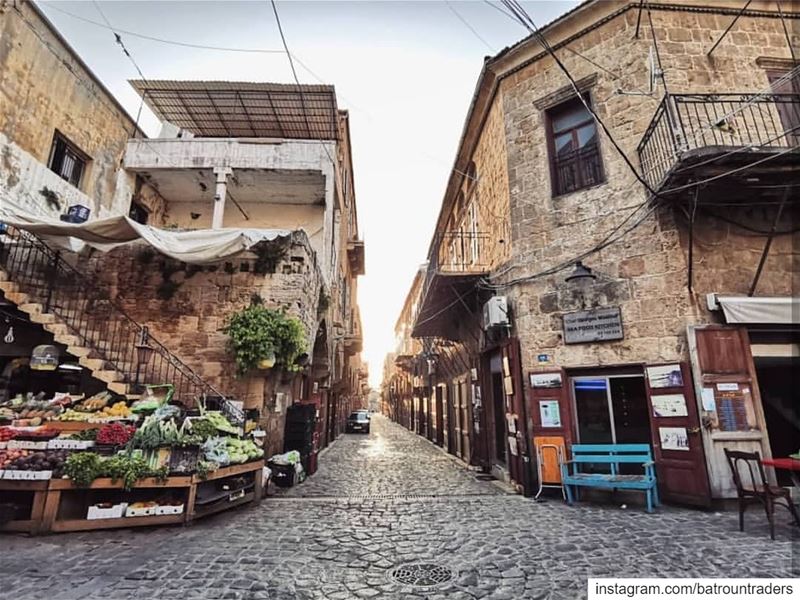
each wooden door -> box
[688,325,772,499]
[527,369,574,488]
[643,361,712,507]
[504,339,531,494]
[460,379,471,464]
[446,383,457,455]
[436,385,445,447]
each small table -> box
[762,457,800,489]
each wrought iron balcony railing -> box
[637,93,799,192]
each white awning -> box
[1,211,292,265]
[713,296,799,325]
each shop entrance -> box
[490,371,507,466]
[572,375,651,445]
[754,350,798,487]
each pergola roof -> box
[130,80,339,140]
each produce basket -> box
[169,445,199,474]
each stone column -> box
[212,166,233,229]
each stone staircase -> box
[1,273,136,395]
[0,225,223,403]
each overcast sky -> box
[38,0,579,387]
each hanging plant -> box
[222,303,307,376]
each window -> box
[547,96,604,196]
[767,70,800,146]
[48,132,88,188]
[129,202,149,225]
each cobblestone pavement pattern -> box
[1,416,797,600]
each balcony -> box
[347,238,365,276]
[412,231,489,340]
[637,93,800,200]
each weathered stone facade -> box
[79,233,323,455]
[0,0,136,219]
[396,0,798,499]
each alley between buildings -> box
[1,415,795,600]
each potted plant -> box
[223,304,307,377]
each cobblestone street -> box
[1,415,797,600]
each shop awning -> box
[1,211,292,265]
[713,295,799,325]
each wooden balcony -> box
[637,93,799,201]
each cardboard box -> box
[87,502,128,520]
[125,505,157,517]
[48,439,95,450]
[155,504,184,516]
[7,440,48,451]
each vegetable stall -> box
[0,385,265,534]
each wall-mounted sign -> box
[646,364,683,389]
[659,427,690,451]
[651,393,688,417]
[530,372,562,388]
[537,354,551,364]
[563,307,623,344]
[539,400,562,427]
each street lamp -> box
[565,261,597,284]
[134,326,154,390]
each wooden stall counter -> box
[1,460,265,534]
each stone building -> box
[386,0,798,504]
[0,1,365,458]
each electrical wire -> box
[91,0,147,136]
[42,2,285,55]
[269,0,336,168]
[447,1,495,53]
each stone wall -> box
[487,2,798,374]
[82,232,324,452]
[438,97,512,272]
[0,2,135,219]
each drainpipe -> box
[212,167,233,229]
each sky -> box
[38,0,579,388]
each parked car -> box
[346,411,370,434]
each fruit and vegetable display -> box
[0,427,18,442]
[96,423,137,446]
[3,450,70,476]
[75,392,112,413]
[99,401,132,419]
[204,411,240,435]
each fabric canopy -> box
[1,211,292,264]
[717,296,799,325]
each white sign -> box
[539,400,562,428]
[651,394,688,418]
[701,388,716,412]
[530,372,562,389]
[646,364,684,388]
[659,427,689,451]
[717,383,740,391]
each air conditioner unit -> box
[482,296,509,330]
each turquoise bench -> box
[560,444,660,513]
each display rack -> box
[0,460,264,534]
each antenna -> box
[647,46,663,94]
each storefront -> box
[689,295,799,496]
[527,360,712,507]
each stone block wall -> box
[80,232,324,450]
[0,2,136,219]
[487,2,798,375]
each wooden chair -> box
[724,448,800,540]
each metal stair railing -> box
[0,224,225,405]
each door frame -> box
[570,374,647,444]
